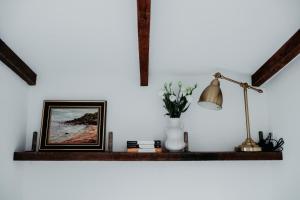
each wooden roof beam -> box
[0,39,37,85]
[252,29,300,86]
[137,0,151,86]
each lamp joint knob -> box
[214,72,222,79]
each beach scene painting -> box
[47,108,99,145]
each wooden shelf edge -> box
[13,151,283,161]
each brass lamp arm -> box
[214,72,263,93]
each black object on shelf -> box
[31,132,38,152]
[108,132,113,152]
[258,131,284,152]
[184,132,189,152]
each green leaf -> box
[182,104,191,113]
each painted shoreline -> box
[50,125,98,144]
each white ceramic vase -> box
[165,118,185,152]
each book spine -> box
[127,144,161,149]
[127,148,162,153]
[127,140,161,145]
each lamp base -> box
[235,138,262,152]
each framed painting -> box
[39,101,107,151]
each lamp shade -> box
[198,78,223,110]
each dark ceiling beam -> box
[252,29,300,86]
[137,0,151,86]
[0,39,37,85]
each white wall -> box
[25,68,269,151]
[0,64,28,200]
[0,0,299,199]
[2,64,298,200]
[20,67,280,200]
[265,56,300,199]
[1,48,298,200]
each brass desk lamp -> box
[198,72,263,152]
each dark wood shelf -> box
[13,151,282,161]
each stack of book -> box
[127,140,162,153]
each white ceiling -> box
[0,0,299,76]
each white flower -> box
[169,95,176,102]
[186,95,193,103]
[178,81,182,87]
[179,90,183,97]
[158,90,165,97]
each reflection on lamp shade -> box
[198,78,223,110]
